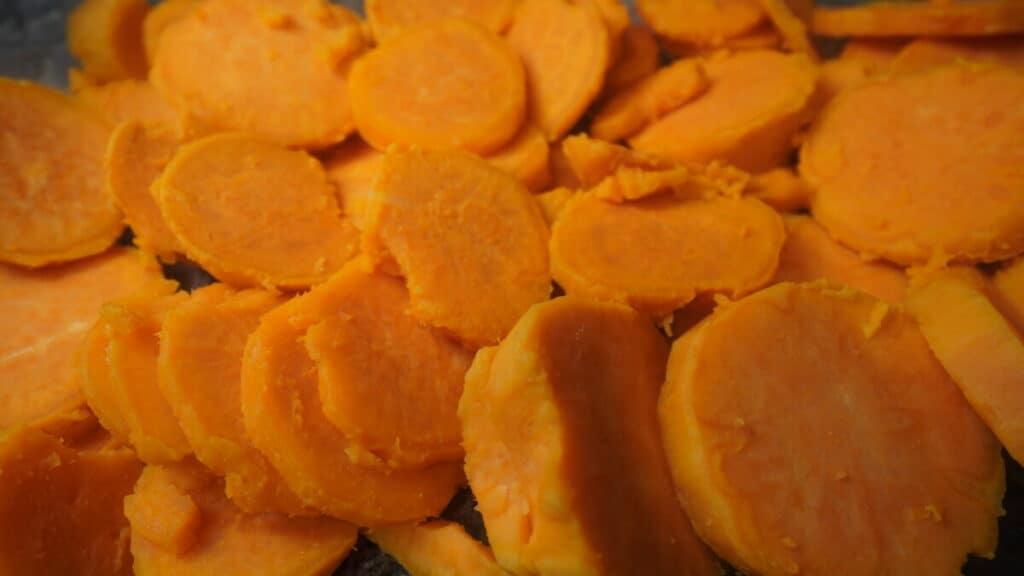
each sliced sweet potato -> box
[817,57,876,105]
[535,187,576,225]
[302,271,471,469]
[82,321,132,441]
[67,67,102,93]
[660,21,782,58]
[907,268,1024,464]
[550,192,783,315]
[506,0,611,141]
[157,133,360,289]
[638,0,766,48]
[67,0,148,82]
[143,0,202,65]
[322,138,384,232]
[365,0,519,44]
[484,124,553,192]
[151,0,366,149]
[1,247,162,431]
[811,0,1024,38]
[106,121,183,260]
[801,64,1024,265]
[840,38,905,67]
[659,282,1005,576]
[591,58,709,142]
[994,258,1024,334]
[0,78,122,267]
[77,79,180,131]
[129,463,358,576]
[368,521,508,576]
[560,134,676,187]
[460,297,720,576]
[548,144,582,190]
[124,464,202,554]
[773,215,907,303]
[594,0,631,61]
[759,0,817,59]
[746,167,812,212]
[631,50,818,172]
[158,284,310,515]
[0,427,142,576]
[890,37,1024,75]
[240,265,465,525]
[603,24,660,94]
[362,149,550,347]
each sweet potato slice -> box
[157,133,360,289]
[631,50,818,172]
[811,0,1024,38]
[460,297,720,576]
[638,0,765,48]
[104,282,191,463]
[302,271,471,469]
[659,282,1005,576]
[485,124,553,193]
[82,321,132,441]
[151,0,366,149]
[365,0,519,44]
[124,464,202,554]
[77,80,180,131]
[129,464,358,576]
[1,247,162,431]
[801,64,1024,265]
[994,258,1024,334]
[349,19,526,155]
[67,0,148,82]
[322,138,383,232]
[773,215,907,303]
[535,187,576,225]
[759,0,817,59]
[745,167,811,212]
[362,149,550,347]
[143,0,202,65]
[603,24,660,94]
[0,79,122,267]
[0,428,142,576]
[841,38,905,66]
[890,37,1024,75]
[907,268,1024,464]
[506,0,611,141]
[659,21,782,58]
[240,265,465,524]
[158,284,310,515]
[550,192,783,315]
[817,57,876,105]
[367,521,508,576]
[591,58,709,142]
[594,0,631,61]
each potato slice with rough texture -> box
[143,0,203,65]
[77,80,180,131]
[604,24,659,94]
[461,297,720,576]
[536,187,576,226]
[129,463,358,576]
[67,0,148,82]
[366,0,519,44]
[367,521,508,576]
[124,464,202,554]
[485,124,553,193]
[890,37,1024,75]
[811,0,1024,38]
[638,0,765,48]
[746,167,812,212]
[994,258,1024,334]
[0,79,122,267]
[660,282,1005,576]
[322,138,383,232]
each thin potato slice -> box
[604,24,660,94]
[811,0,1024,38]
[746,167,813,212]
[759,0,817,59]
[660,282,1005,576]
[367,521,508,576]
[77,80,180,131]
[535,187,576,225]
[890,37,1024,75]
[322,138,384,232]
[638,0,765,48]
[994,258,1024,334]
[143,0,203,65]
[67,0,148,82]
[366,0,519,44]
[82,321,131,441]
[659,21,781,58]
[485,124,553,193]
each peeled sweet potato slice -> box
[82,321,132,441]
[158,284,310,515]
[302,271,471,469]
[151,0,366,149]
[816,57,877,105]
[631,50,818,172]
[994,258,1024,334]
[77,80,180,131]
[157,133,360,289]
[143,0,202,65]
[124,464,202,554]
[659,282,1005,576]
[240,264,465,524]
[550,192,784,315]
[659,21,781,58]
[0,427,142,576]
[322,138,384,232]
[484,124,553,193]
[801,64,1024,265]
[535,187,575,225]
[638,0,765,48]
[841,38,905,67]
[506,0,611,141]
[594,0,631,61]
[1,247,162,431]
[129,463,358,576]
[67,0,148,82]
[362,149,550,348]
[746,167,812,212]
[367,521,508,576]
[907,268,1024,464]
[366,0,519,44]
[890,37,1024,75]
[759,0,817,59]
[460,297,720,576]
[603,24,660,94]
[0,78,122,267]
[811,0,1024,38]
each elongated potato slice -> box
[77,80,180,131]
[811,0,1024,38]
[367,521,508,576]
[366,0,519,44]
[143,0,203,65]
[67,0,148,82]
[322,138,384,232]
[637,0,766,48]
[890,37,1024,75]
[746,167,813,212]
[603,24,660,94]
[994,257,1024,334]
[485,124,553,193]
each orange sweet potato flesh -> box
[659,282,1005,576]
[811,0,1024,38]
[303,271,471,469]
[746,167,812,212]
[840,38,905,67]
[322,138,383,233]
[82,321,132,441]
[801,64,1024,265]
[816,57,877,106]
[591,58,709,142]
[994,258,1024,335]
[659,21,782,58]
[631,51,818,172]
[368,521,508,576]
[362,149,550,348]
[0,427,143,576]
[773,215,907,303]
[506,0,611,141]
[77,80,181,131]
[460,297,720,576]
[129,463,358,576]
[124,464,202,554]
[890,37,1024,75]
[550,192,784,315]
[0,79,122,267]
[366,0,519,44]
[151,0,366,149]
[1,247,162,432]
[536,187,576,225]
[604,24,660,94]
[349,19,526,155]
[594,0,631,61]
[143,0,203,65]
[157,133,360,289]
[158,284,311,516]
[638,0,766,48]
[67,0,148,82]
[240,264,465,525]
[106,122,183,260]
[907,268,1024,464]
[759,0,817,60]
[484,124,553,193]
